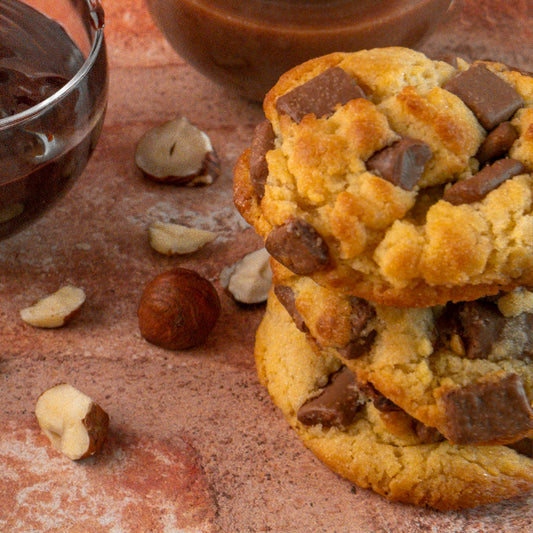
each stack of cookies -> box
[233,47,533,509]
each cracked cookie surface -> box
[234,47,533,306]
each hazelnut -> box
[134,117,220,186]
[20,285,86,328]
[220,248,272,304]
[35,383,109,461]
[138,268,221,350]
[148,221,216,256]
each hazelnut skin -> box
[138,268,221,350]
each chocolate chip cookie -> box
[271,260,533,446]
[234,47,533,307]
[255,292,533,510]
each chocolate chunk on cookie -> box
[273,284,308,332]
[358,380,400,413]
[458,300,506,359]
[443,158,524,205]
[275,66,365,123]
[265,218,329,275]
[366,138,432,191]
[249,120,275,199]
[338,332,377,360]
[349,296,376,336]
[476,121,519,165]
[297,366,365,428]
[437,299,506,359]
[338,297,377,359]
[444,64,524,130]
[440,374,533,445]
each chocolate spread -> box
[0,0,107,239]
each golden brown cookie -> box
[234,47,533,307]
[272,263,533,446]
[255,292,533,510]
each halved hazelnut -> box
[138,268,221,350]
[135,117,220,186]
[220,248,272,304]
[20,285,86,328]
[148,221,217,255]
[35,383,109,461]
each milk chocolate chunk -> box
[349,296,376,335]
[458,300,506,359]
[476,121,518,165]
[275,66,365,123]
[358,381,400,413]
[273,285,308,333]
[297,366,365,428]
[265,218,329,275]
[339,297,377,359]
[339,331,377,360]
[440,374,533,445]
[349,296,376,334]
[249,120,275,199]
[443,64,524,130]
[366,138,432,191]
[443,158,524,205]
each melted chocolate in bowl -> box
[145,0,454,101]
[0,0,107,240]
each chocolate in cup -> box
[144,0,455,101]
[0,0,108,240]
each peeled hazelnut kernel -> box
[497,288,533,317]
[449,333,466,356]
[138,268,221,350]
[135,117,220,186]
[220,248,272,304]
[20,285,86,328]
[148,221,217,256]
[35,383,109,461]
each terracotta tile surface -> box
[1,1,533,531]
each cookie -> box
[255,292,533,510]
[234,47,533,307]
[272,261,533,446]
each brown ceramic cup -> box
[145,0,455,101]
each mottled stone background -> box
[1,1,532,531]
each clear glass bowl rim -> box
[0,0,105,132]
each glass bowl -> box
[0,0,108,240]
[144,0,454,102]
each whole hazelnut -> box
[138,268,221,350]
